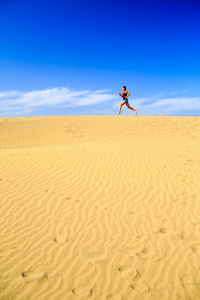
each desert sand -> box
[0,115,200,300]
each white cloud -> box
[0,87,117,115]
[0,87,199,117]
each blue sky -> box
[0,0,200,117]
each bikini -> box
[122,92,128,103]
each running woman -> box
[116,86,137,115]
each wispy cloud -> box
[0,87,117,116]
[0,87,199,117]
[0,87,116,107]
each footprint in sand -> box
[45,189,56,194]
[135,248,150,258]
[0,178,12,182]
[173,198,185,204]
[157,227,188,241]
[107,294,122,300]
[157,227,171,234]
[54,236,67,243]
[66,197,80,203]
[22,271,44,281]
[136,248,159,260]
[191,243,200,254]
[95,206,111,211]
[136,234,147,240]
[131,282,150,293]
[180,275,194,290]
[179,232,186,240]
[118,265,137,277]
[129,210,145,217]
[72,287,92,296]
[155,216,165,222]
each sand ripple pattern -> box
[0,116,200,299]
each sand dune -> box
[0,115,200,300]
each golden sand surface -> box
[0,115,200,300]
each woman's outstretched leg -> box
[116,101,126,114]
[126,103,137,116]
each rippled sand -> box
[0,115,200,300]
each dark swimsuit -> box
[122,92,128,103]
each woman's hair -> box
[122,86,126,91]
